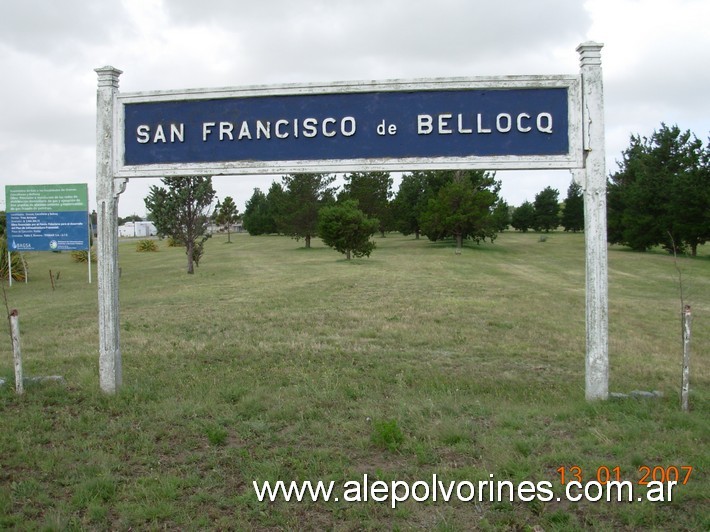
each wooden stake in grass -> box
[668,232,692,412]
[681,305,692,412]
[9,309,23,395]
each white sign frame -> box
[95,43,608,401]
[114,75,584,178]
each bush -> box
[0,239,27,281]
[136,239,159,252]
[70,249,97,263]
[318,200,378,260]
[166,237,182,247]
[371,418,404,452]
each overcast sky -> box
[1,0,708,216]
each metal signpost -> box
[96,42,607,399]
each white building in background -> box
[118,221,157,238]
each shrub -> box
[371,418,404,452]
[0,238,27,281]
[205,425,228,446]
[166,237,182,247]
[70,249,97,263]
[136,239,158,252]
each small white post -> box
[578,42,609,401]
[95,66,124,394]
[88,215,93,284]
[9,309,23,395]
[681,305,692,411]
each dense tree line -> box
[236,124,709,260]
[509,181,583,233]
[135,123,709,273]
[243,169,505,255]
[506,123,708,253]
[391,170,505,251]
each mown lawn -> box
[0,231,707,530]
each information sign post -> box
[5,183,91,285]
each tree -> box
[561,180,584,232]
[608,124,709,255]
[280,173,336,248]
[533,186,560,232]
[391,172,427,239]
[318,200,379,260]
[243,188,272,235]
[242,184,285,236]
[420,170,500,251]
[265,181,286,234]
[214,196,239,243]
[490,199,511,232]
[511,201,535,232]
[339,172,393,236]
[671,141,710,255]
[144,176,216,274]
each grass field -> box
[0,231,708,530]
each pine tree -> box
[144,176,216,274]
[214,196,239,243]
[533,186,560,232]
[561,180,584,232]
[280,173,336,248]
[420,170,500,251]
[608,124,709,254]
[318,200,379,260]
[511,201,535,232]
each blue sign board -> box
[124,87,569,166]
[117,77,583,175]
[5,184,90,252]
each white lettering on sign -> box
[438,113,453,134]
[199,117,357,141]
[136,123,185,144]
[136,113,550,145]
[476,114,492,134]
[417,113,554,135]
[537,113,553,133]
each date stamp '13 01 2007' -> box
[556,465,694,486]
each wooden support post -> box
[95,66,124,394]
[9,309,23,395]
[681,305,692,411]
[578,42,609,401]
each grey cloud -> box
[0,0,131,58]
[162,0,590,80]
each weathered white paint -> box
[681,305,692,411]
[10,309,23,395]
[577,42,609,401]
[114,75,584,178]
[95,66,124,394]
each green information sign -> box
[5,184,90,252]
[6,184,88,212]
